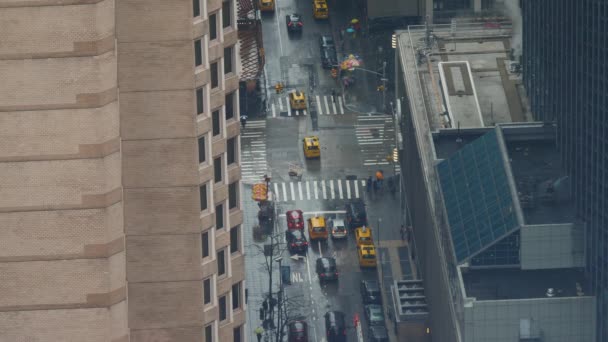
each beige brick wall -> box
[0,0,114,56]
[0,51,116,107]
[116,0,191,42]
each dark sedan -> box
[361,280,382,304]
[286,229,308,254]
[319,35,337,69]
[286,14,303,33]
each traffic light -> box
[391,33,397,49]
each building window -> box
[198,136,206,163]
[230,225,240,253]
[217,249,226,276]
[201,231,210,258]
[200,184,208,211]
[216,204,224,229]
[219,295,227,321]
[224,47,233,74]
[227,137,236,165]
[193,0,201,17]
[195,39,202,66]
[212,110,221,136]
[222,0,231,28]
[228,182,238,209]
[233,325,243,342]
[225,92,235,120]
[204,323,214,342]
[210,62,219,88]
[214,156,222,183]
[232,282,241,310]
[196,87,204,114]
[203,277,212,305]
[209,13,218,40]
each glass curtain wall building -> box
[522,0,608,340]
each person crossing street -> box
[254,326,264,342]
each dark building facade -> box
[522,0,608,340]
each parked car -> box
[345,200,367,229]
[360,280,382,304]
[324,311,346,342]
[330,219,347,239]
[319,35,337,69]
[286,13,303,33]
[288,320,309,342]
[368,326,389,342]
[316,257,338,282]
[286,229,309,254]
[286,209,305,230]
[319,35,335,49]
[364,304,385,326]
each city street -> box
[243,0,407,341]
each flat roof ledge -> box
[438,61,484,128]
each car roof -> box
[325,311,345,321]
[289,13,301,19]
[317,257,336,266]
[289,320,307,330]
[288,229,304,238]
[366,304,383,311]
[363,280,380,291]
[332,219,345,226]
[369,326,389,337]
[319,35,334,44]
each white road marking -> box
[318,241,323,257]
[274,5,284,56]
[282,182,288,201]
[323,96,330,115]
[291,272,303,283]
[331,96,338,114]
[298,182,303,200]
[314,181,319,199]
[303,109,307,116]
[290,182,296,201]
[329,180,334,199]
[316,95,323,115]
[321,180,327,199]
[271,103,276,117]
[346,180,351,198]
[338,97,344,114]
[337,179,343,199]
[306,181,311,199]
[274,183,280,202]
[279,97,284,111]
[286,95,292,114]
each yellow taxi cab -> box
[259,0,275,12]
[289,90,307,110]
[355,226,373,247]
[312,0,329,19]
[358,245,377,268]
[308,216,328,240]
[303,136,321,159]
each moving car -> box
[360,280,382,304]
[355,226,373,247]
[358,245,377,268]
[316,257,338,281]
[286,14,303,33]
[308,216,328,240]
[259,0,275,12]
[289,90,307,110]
[319,35,337,69]
[288,320,309,342]
[368,326,389,342]
[364,304,385,326]
[330,219,347,239]
[286,229,309,254]
[345,200,367,229]
[312,0,329,19]
[286,209,305,230]
[303,136,321,159]
[324,311,346,342]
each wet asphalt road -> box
[242,0,402,341]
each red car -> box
[286,210,305,230]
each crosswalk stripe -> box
[324,96,331,115]
[298,182,303,200]
[346,180,351,198]
[321,180,327,200]
[306,181,311,199]
[286,96,292,115]
[303,109,307,116]
[279,98,284,111]
[274,183,280,202]
[329,180,335,199]
[354,181,359,198]
[314,181,319,199]
[331,97,338,114]
[338,97,344,114]
[316,95,323,115]
[271,104,276,117]
[282,183,288,201]
[290,182,296,201]
[337,179,343,199]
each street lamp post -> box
[274,257,284,342]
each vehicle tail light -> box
[320,273,325,277]
[343,329,347,335]
[335,272,339,276]
[298,22,303,26]
[288,22,292,26]
[291,243,296,247]
[303,241,308,246]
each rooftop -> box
[462,267,588,301]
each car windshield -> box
[370,308,384,320]
[362,254,375,259]
[312,226,325,231]
[291,230,303,238]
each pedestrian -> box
[366,176,372,193]
[400,224,406,241]
[262,299,268,313]
[373,179,378,192]
[254,326,264,342]
[240,115,248,129]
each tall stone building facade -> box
[0,0,245,341]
